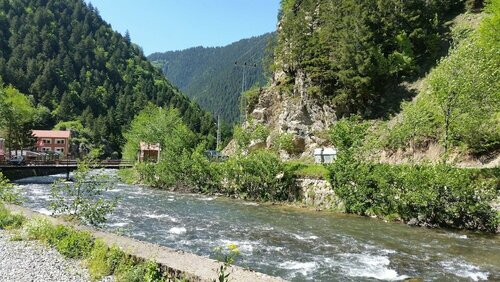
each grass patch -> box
[0,204,25,229]
[287,161,329,179]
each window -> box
[42,147,51,152]
[55,139,65,144]
[55,147,64,153]
[42,139,51,144]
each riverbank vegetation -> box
[123,105,300,202]
[0,207,173,282]
[329,117,500,232]
[124,104,499,232]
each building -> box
[0,138,4,161]
[32,130,71,158]
[139,142,161,162]
[314,147,337,164]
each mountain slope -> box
[0,0,216,155]
[148,33,273,124]
[241,0,477,159]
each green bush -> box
[87,240,128,280]
[0,172,20,204]
[0,204,25,229]
[56,229,94,259]
[329,160,499,232]
[221,150,299,201]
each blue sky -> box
[86,1,280,55]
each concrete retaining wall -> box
[4,204,285,282]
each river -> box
[13,172,500,281]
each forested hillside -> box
[148,33,273,124]
[273,0,475,118]
[0,0,216,156]
[382,0,499,158]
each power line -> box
[234,61,257,123]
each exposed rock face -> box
[298,178,343,210]
[247,69,336,159]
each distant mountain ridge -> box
[148,33,274,124]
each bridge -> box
[0,160,134,181]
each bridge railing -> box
[0,159,134,167]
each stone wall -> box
[297,178,343,211]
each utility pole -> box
[234,61,257,123]
[216,114,221,151]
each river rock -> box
[407,218,419,226]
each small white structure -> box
[314,148,323,164]
[314,147,337,164]
[322,147,337,164]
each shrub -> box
[87,240,127,280]
[50,161,118,227]
[87,240,111,279]
[55,228,94,259]
[0,204,25,229]
[0,172,20,204]
[221,150,299,201]
[329,160,499,232]
[22,217,53,241]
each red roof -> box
[32,130,71,138]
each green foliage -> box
[274,0,464,117]
[329,115,370,153]
[0,0,216,155]
[87,240,134,281]
[287,161,329,179]
[117,168,139,185]
[221,150,298,201]
[275,133,302,155]
[50,161,118,227]
[148,33,273,124]
[387,2,500,155]
[0,85,38,155]
[0,204,25,229]
[55,228,94,259]
[329,161,499,232]
[53,120,93,158]
[123,105,195,161]
[242,86,262,114]
[213,244,240,282]
[233,120,270,150]
[0,172,20,204]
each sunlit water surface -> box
[14,172,500,281]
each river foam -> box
[337,253,408,281]
[440,259,489,281]
[168,227,187,235]
[279,261,317,277]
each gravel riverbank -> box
[0,230,109,282]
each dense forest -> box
[273,0,482,118]
[0,0,216,156]
[148,33,272,124]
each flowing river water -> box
[13,172,500,282]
